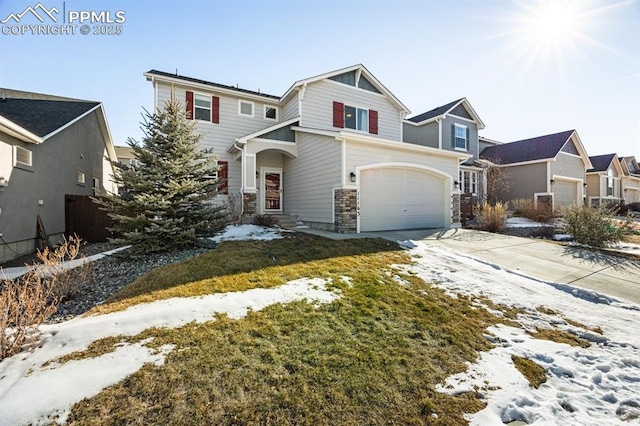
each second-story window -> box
[607,168,614,196]
[344,105,368,132]
[454,124,468,150]
[264,106,278,120]
[239,100,254,117]
[194,94,211,121]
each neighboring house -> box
[479,130,593,210]
[586,154,625,207]
[114,146,138,168]
[619,156,640,204]
[144,64,470,233]
[0,88,117,263]
[403,98,485,198]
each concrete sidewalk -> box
[375,228,640,305]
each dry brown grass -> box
[512,355,547,389]
[529,327,591,348]
[64,234,509,425]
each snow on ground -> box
[399,240,640,425]
[210,224,284,243]
[0,277,337,426]
[505,217,553,228]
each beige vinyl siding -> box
[586,174,600,198]
[622,178,640,203]
[301,79,402,141]
[503,163,548,201]
[346,141,458,180]
[281,93,299,121]
[156,82,280,194]
[551,152,586,180]
[402,122,438,148]
[282,133,341,223]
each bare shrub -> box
[511,198,555,223]
[561,205,633,248]
[1,236,91,360]
[475,202,508,233]
[252,214,279,227]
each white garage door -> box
[554,180,579,209]
[360,167,447,232]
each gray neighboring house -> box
[479,130,593,210]
[0,89,117,263]
[145,64,470,233]
[403,98,486,199]
[586,153,625,206]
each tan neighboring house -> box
[0,88,117,263]
[619,156,640,204]
[114,146,138,168]
[144,64,472,233]
[586,154,625,207]
[479,130,592,210]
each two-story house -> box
[144,64,470,233]
[403,98,486,199]
[586,153,625,207]
[619,156,640,204]
[0,89,117,263]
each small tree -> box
[479,157,512,206]
[99,100,226,254]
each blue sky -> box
[1,0,639,157]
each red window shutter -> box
[333,101,344,128]
[369,110,378,134]
[212,96,220,124]
[218,161,228,194]
[185,91,194,120]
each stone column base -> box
[334,188,358,233]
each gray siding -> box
[282,133,341,223]
[551,152,586,180]
[0,111,113,260]
[441,115,479,163]
[156,82,281,194]
[300,79,402,141]
[502,163,548,201]
[450,104,473,120]
[281,93,299,120]
[402,122,438,148]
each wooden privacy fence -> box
[460,193,475,227]
[65,195,114,242]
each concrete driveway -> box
[374,228,640,305]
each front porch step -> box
[242,214,307,230]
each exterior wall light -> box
[550,179,555,185]
[350,172,356,183]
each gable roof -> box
[620,156,640,176]
[587,153,617,173]
[144,70,280,100]
[406,98,485,129]
[0,88,116,161]
[480,130,577,164]
[280,64,410,114]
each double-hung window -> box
[15,146,32,167]
[344,105,368,132]
[606,168,614,196]
[459,170,477,194]
[454,124,467,150]
[194,94,211,121]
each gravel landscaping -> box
[47,243,212,323]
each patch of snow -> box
[403,241,640,426]
[210,224,284,243]
[506,217,552,228]
[397,240,418,249]
[553,234,573,241]
[0,277,337,426]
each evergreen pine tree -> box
[99,100,226,254]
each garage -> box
[359,167,448,231]
[553,179,580,209]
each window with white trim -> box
[459,170,477,194]
[454,124,467,150]
[77,170,85,185]
[344,105,368,132]
[606,168,614,196]
[194,94,211,121]
[264,105,278,120]
[15,146,32,167]
[239,100,254,117]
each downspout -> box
[437,117,443,149]
[298,83,307,126]
[233,140,245,217]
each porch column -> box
[334,188,358,233]
[451,191,461,228]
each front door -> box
[262,168,282,212]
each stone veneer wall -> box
[334,188,358,233]
[243,193,257,215]
[451,193,461,226]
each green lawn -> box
[65,233,537,425]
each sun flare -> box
[530,1,578,43]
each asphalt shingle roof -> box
[479,130,575,164]
[146,70,280,100]
[406,98,463,123]
[587,154,616,173]
[0,97,99,137]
